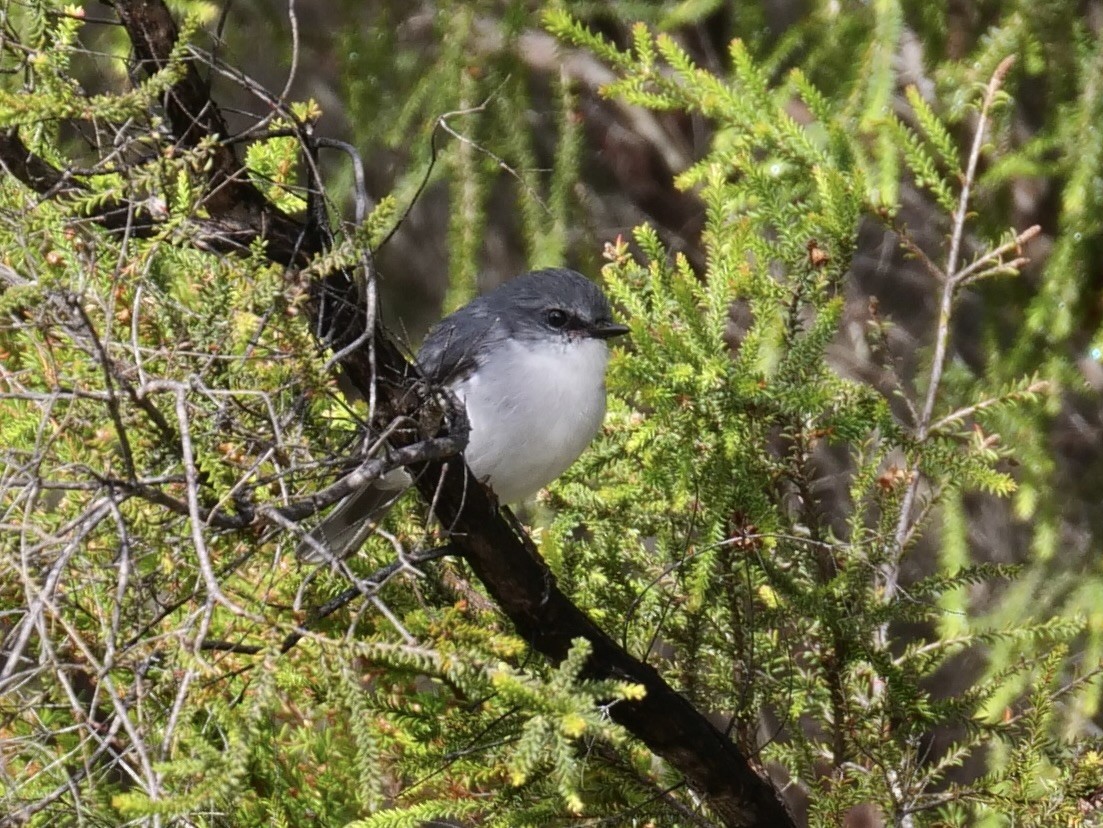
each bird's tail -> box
[296,469,410,563]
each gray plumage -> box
[299,268,628,563]
[417,268,620,383]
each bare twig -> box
[953,225,1041,286]
[436,91,553,217]
[888,56,1020,588]
[929,379,1050,433]
[173,383,252,618]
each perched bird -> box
[299,267,629,561]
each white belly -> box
[450,337,610,503]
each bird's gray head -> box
[418,268,628,383]
[479,267,628,344]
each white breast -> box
[449,336,610,503]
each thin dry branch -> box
[889,56,1024,579]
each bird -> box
[298,267,630,562]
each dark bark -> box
[409,459,795,826]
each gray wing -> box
[297,298,506,563]
[296,467,410,562]
[416,302,506,384]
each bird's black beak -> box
[589,320,631,340]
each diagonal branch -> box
[408,462,794,826]
[890,56,1019,569]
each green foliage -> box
[544,9,1098,826]
[342,0,587,309]
[4,1,1103,827]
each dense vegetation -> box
[2,1,1103,825]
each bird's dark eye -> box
[545,308,569,329]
